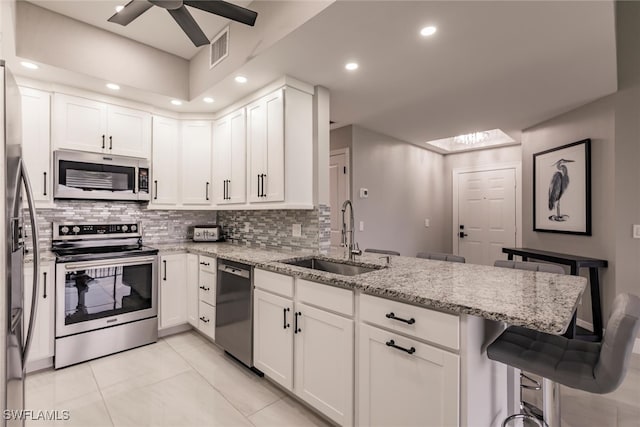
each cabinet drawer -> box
[254,269,294,298]
[360,294,459,351]
[296,279,354,317]
[198,301,215,341]
[199,269,216,306]
[198,255,216,274]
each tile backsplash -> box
[25,201,217,251]
[25,201,331,253]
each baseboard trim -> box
[577,318,640,354]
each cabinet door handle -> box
[163,260,167,281]
[261,174,267,197]
[199,316,210,323]
[199,285,210,291]
[42,271,47,299]
[257,174,261,197]
[43,172,47,196]
[109,135,113,150]
[294,311,302,334]
[385,312,415,325]
[102,134,106,149]
[154,180,158,200]
[206,182,210,201]
[385,339,416,355]
[283,307,290,329]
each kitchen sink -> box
[282,257,382,276]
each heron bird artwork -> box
[548,158,574,221]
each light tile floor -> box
[25,331,640,426]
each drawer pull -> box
[200,262,210,266]
[385,312,415,325]
[200,316,210,323]
[386,339,415,355]
[199,286,210,291]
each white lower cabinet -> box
[23,262,55,368]
[159,254,187,329]
[253,270,354,426]
[294,302,354,426]
[253,288,294,389]
[358,323,460,427]
[198,301,216,340]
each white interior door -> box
[457,168,516,265]
[329,151,349,247]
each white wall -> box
[350,126,448,256]
[15,2,189,99]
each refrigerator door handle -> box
[20,158,40,369]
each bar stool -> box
[364,248,401,256]
[494,260,566,422]
[487,293,640,427]
[416,251,466,263]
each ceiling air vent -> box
[210,26,229,69]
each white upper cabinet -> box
[181,121,213,206]
[246,86,313,208]
[52,93,151,159]
[106,104,151,158]
[151,116,180,206]
[213,109,246,205]
[247,89,285,203]
[20,87,51,203]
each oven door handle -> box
[62,256,157,271]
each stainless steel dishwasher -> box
[215,259,257,371]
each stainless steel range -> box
[52,222,158,369]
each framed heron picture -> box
[533,138,591,235]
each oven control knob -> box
[72,226,80,234]
[61,226,69,234]
[131,225,137,232]
[122,225,128,232]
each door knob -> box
[459,232,468,238]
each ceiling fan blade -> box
[108,0,153,25]
[184,0,257,26]
[167,6,210,46]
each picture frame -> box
[533,138,591,235]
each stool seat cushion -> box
[488,326,603,392]
[488,294,640,394]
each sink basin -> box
[282,257,382,276]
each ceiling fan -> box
[108,0,258,47]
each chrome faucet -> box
[341,200,361,260]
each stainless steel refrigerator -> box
[1,60,41,426]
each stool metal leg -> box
[542,379,561,427]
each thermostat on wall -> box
[359,188,368,198]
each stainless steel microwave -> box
[54,150,150,201]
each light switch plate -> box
[359,221,364,231]
[244,222,250,233]
[359,188,368,198]
[633,224,640,239]
[424,219,430,227]
[292,224,302,237]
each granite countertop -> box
[164,242,586,335]
[32,241,586,335]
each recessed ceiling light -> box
[420,26,437,37]
[171,100,183,106]
[106,83,120,91]
[345,62,359,71]
[203,97,214,104]
[115,5,124,13]
[234,76,248,83]
[20,61,39,70]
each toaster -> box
[193,225,223,242]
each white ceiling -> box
[27,0,253,59]
[15,1,617,148]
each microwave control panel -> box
[138,168,149,194]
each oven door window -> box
[58,160,135,193]
[64,263,152,325]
